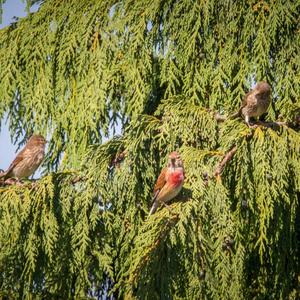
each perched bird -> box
[149,151,185,215]
[0,134,46,180]
[232,81,271,126]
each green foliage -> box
[0,0,300,299]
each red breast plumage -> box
[168,170,184,187]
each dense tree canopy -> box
[0,0,299,299]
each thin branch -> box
[0,174,86,187]
[0,178,26,187]
[70,176,85,184]
[212,110,298,129]
[254,120,288,128]
[214,146,237,177]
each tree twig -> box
[0,178,37,187]
[254,120,288,128]
[211,109,298,129]
[70,176,85,184]
[0,174,86,187]
[214,146,237,177]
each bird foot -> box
[247,122,258,128]
[15,179,25,186]
[162,202,172,213]
[3,178,19,185]
[245,116,258,128]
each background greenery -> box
[0,0,299,299]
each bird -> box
[0,134,46,181]
[231,81,271,126]
[149,151,185,215]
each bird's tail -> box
[149,200,159,216]
[215,109,242,122]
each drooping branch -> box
[129,213,179,285]
[214,146,237,177]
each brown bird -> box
[149,151,185,215]
[232,81,271,126]
[0,134,46,180]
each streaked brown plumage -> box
[0,134,46,180]
[232,81,271,126]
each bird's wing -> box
[2,147,29,177]
[229,91,252,119]
[153,167,167,200]
[241,91,251,107]
[149,168,167,215]
[244,91,257,109]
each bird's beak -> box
[171,158,176,169]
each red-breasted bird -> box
[232,81,271,126]
[149,151,185,215]
[0,134,46,180]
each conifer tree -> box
[0,0,299,299]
